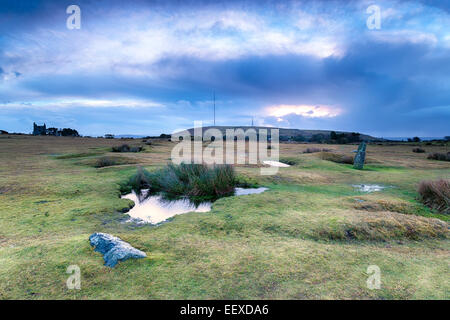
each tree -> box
[412,136,421,142]
[60,128,79,137]
[330,131,338,140]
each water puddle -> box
[263,160,290,167]
[352,184,388,193]
[234,187,268,196]
[122,187,268,224]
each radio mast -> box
[213,91,216,126]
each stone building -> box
[33,122,46,135]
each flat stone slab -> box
[89,232,146,267]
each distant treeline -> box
[279,131,362,144]
[46,127,80,137]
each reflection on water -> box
[122,190,211,224]
[122,187,268,224]
[263,160,290,167]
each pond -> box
[122,187,268,224]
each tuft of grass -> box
[125,163,238,200]
[319,152,354,164]
[412,148,426,153]
[427,152,450,162]
[417,179,450,214]
[112,144,143,153]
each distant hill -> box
[177,126,381,142]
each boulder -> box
[353,141,366,170]
[89,232,146,267]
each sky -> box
[0,0,449,137]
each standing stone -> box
[353,141,366,170]
[89,233,146,267]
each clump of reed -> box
[417,179,450,214]
[125,163,238,200]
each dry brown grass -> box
[317,210,448,241]
[417,179,450,214]
[353,199,420,215]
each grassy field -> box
[0,135,448,299]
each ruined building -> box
[33,122,47,135]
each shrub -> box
[95,157,118,168]
[93,156,136,168]
[319,152,354,164]
[112,144,143,153]
[427,152,450,162]
[412,148,426,153]
[417,179,450,214]
[126,163,237,200]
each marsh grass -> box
[418,179,450,214]
[1,136,449,299]
[125,163,238,200]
